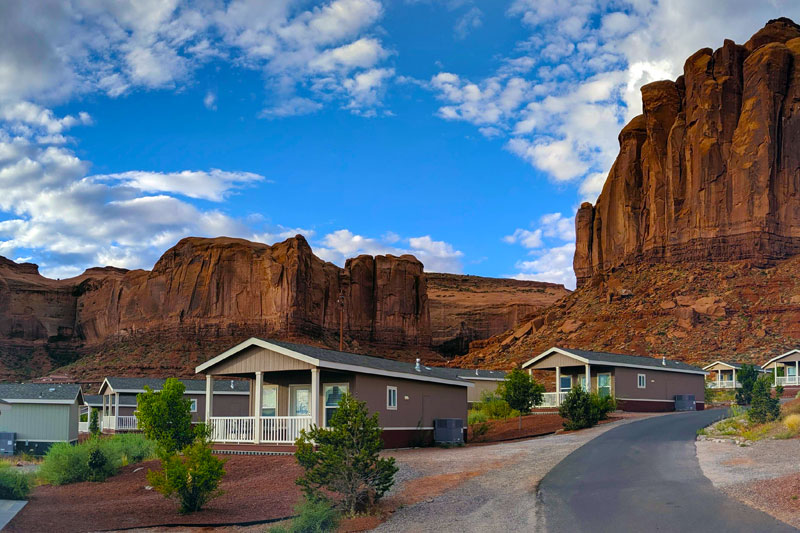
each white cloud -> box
[204,91,217,110]
[502,228,542,249]
[94,169,266,201]
[504,211,576,288]
[314,229,463,273]
[454,7,483,40]
[512,242,576,288]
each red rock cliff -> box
[575,18,800,286]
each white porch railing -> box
[101,415,139,431]
[261,416,313,444]
[209,416,313,444]
[209,417,255,443]
[776,376,800,386]
[707,380,740,389]
[79,421,89,433]
[540,392,569,408]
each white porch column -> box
[101,395,106,428]
[254,372,263,444]
[732,368,737,386]
[311,368,320,427]
[114,392,120,426]
[555,366,561,405]
[205,375,213,423]
[775,365,778,385]
[585,364,591,392]
[796,361,799,385]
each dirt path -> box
[697,436,800,529]
[375,415,655,532]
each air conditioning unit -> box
[0,432,15,455]
[434,418,463,445]
[674,395,696,411]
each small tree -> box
[735,364,759,405]
[559,386,594,430]
[499,369,545,429]
[136,378,195,454]
[147,436,226,514]
[748,375,780,424]
[89,409,100,437]
[295,393,397,515]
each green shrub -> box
[735,364,759,405]
[39,442,91,485]
[0,465,32,499]
[467,410,487,425]
[473,392,514,420]
[89,409,100,437]
[748,375,780,424]
[590,393,616,422]
[295,393,397,515]
[470,421,491,442]
[795,390,800,400]
[558,387,594,430]
[40,434,156,485]
[270,497,341,533]
[147,438,226,514]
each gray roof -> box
[265,339,472,384]
[434,368,507,381]
[559,348,704,373]
[0,383,82,402]
[104,377,249,393]
[83,394,104,406]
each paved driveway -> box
[539,409,797,532]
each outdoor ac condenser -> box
[674,395,696,411]
[0,432,15,455]
[434,418,464,445]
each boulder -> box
[692,296,727,317]
[659,300,677,310]
[675,307,698,329]
[559,319,584,334]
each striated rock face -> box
[426,273,569,356]
[575,18,800,286]
[0,236,566,380]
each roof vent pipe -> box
[662,356,666,366]
[475,369,479,376]
[415,359,421,372]
[230,380,234,389]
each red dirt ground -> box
[6,455,304,532]
[468,413,565,443]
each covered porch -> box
[702,362,742,389]
[198,340,351,446]
[763,350,800,387]
[523,350,614,407]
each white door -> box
[290,386,311,416]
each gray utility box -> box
[674,395,696,411]
[0,433,15,455]
[434,418,464,445]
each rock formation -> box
[575,18,800,286]
[0,236,566,380]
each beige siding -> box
[208,346,314,375]
[704,362,734,372]
[527,352,584,369]
[466,380,501,403]
[0,403,73,442]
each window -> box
[637,374,646,389]
[559,376,572,392]
[387,386,397,410]
[598,373,611,398]
[324,384,349,426]
[261,385,278,417]
[290,386,311,416]
[189,399,197,413]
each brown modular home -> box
[97,377,250,432]
[522,347,707,412]
[195,338,472,449]
[762,349,800,388]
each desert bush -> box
[558,387,594,430]
[0,464,32,500]
[270,497,341,533]
[147,437,226,514]
[295,393,397,515]
[467,410,487,425]
[735,364,759,405]
[470,421,491,442]
[590,393,616,422]
[784,413,800,434]
[748,375,780,424]
[473,392,515,420]
[40,434,156,485]
[796,390,800,399]
[136,378,195,454]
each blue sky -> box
[1,1,798,288]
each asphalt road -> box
[539,410,798,533]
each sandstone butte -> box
[0,235,567,381]
[574,17,800,287]
[453,19,800,375]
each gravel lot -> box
[697,436,800,529]
[376,414,658,533]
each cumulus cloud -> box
[427,0,800,202]
[203,91,217,110]
[315,229,463,273]
[454,7,483,40]
[512,242,576,288]
[93,169,266,202]
[504,211,577,288]
[0,0,393,116]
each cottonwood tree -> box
[500,369,545,429]
[136,378,195,454]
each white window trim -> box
[288,384,311,417]
[189,399,197,413]
[637,374,646,389]
[261,384,279,417]
[559,375,573,392]
[387,386,397,410]
[323,383,349,427]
